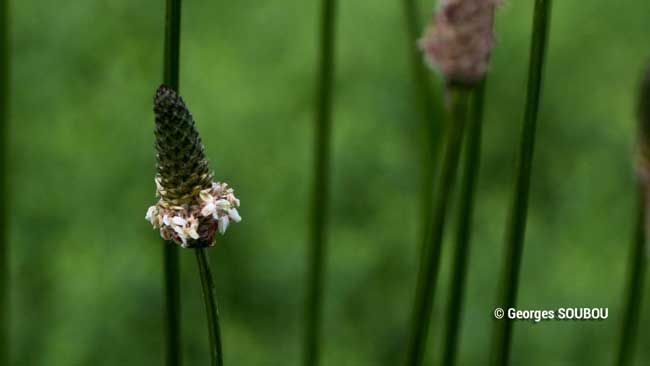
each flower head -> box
[418,0,499,85]
[154,85,214,205]
[146,85,242,248]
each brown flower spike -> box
[146,85,242,248]
[418,0,499,85]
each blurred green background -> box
[5,0,650,365]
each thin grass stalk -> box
[491,1,552,364]
[304,0,336,365]
[616,187,646,366]
[402,0,436,124]
[195,249,224,366]
[617,67,650,366]
[401,0,446,261]
[0,0,8,364]
[442,81,486,366]
[406,87,471,366]
[162,0,182,365]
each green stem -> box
[162,0,182,365]
[163,245,181,366]
[401,0,442,130]
[491,1,552,365]
[616,186,647,366]
[0,0,9,364]
[442,81,486,366]
[164,0,181,91]
[406,87,471,366]
[304,0,336,365]
[401,0,446,264]
[195,249,224,366]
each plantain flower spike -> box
[146,85,242,248]
[418,0,499,86]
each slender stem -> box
[491,1,552,365]
[406,87,471,366]
[442,81,486,366]
[616,188,647,366]
[0,0,9,364]
[163,245,181,366]
[401,0,446,262]
[619,65,650,366]
[164,0,181,91]
[616,189,647,366]
[162,0,182,365]
[195,249,224,366]
[304,0,336,365]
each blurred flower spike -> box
[418,0,499,86]
[145,85,242,248]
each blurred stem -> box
[162,0,182,365]
[304,0,336,365]
[164,0,180,91]
[616,186,647,366]
[406,87,470,366]
[195,249,224,366]
[0,0,9,364]
[442,81,486,366]
[401,0,445,256]
[491,1,552,365]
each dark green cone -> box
[154,85,213,205]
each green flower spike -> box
[146,85,242,248]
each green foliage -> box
[5,0,650,365]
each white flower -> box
[167,215,201,246]
[171,216,186,226]
[215,199,231,212]
[218,215,230,235]
[201,201,217,217]
[225,191,240,206]
[172,224,188,242]
[167,216,190,244]
[228,208,241,223]
[146,177,242,246]
[185,216,200,240]
[145,206,159,227]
